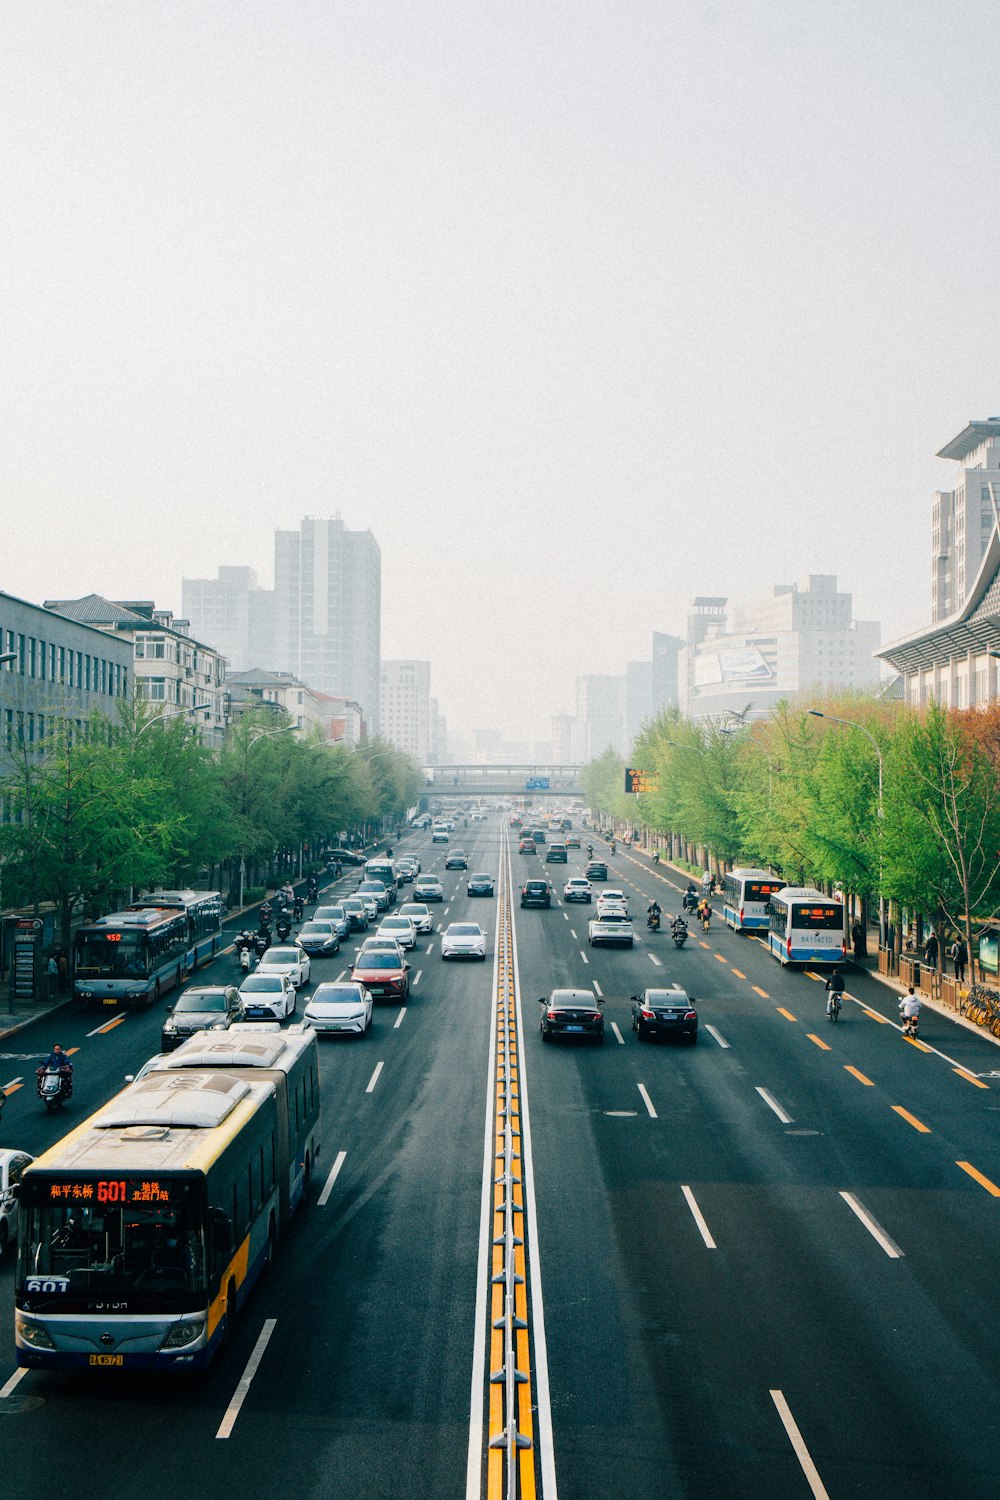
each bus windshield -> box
[75,933,148,979]
[19,1179,205,1308]
[794,905,843,931]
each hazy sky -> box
[4,2,1000,741]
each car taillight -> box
[739,906,744,923]
[787,936,792,957]
[641,1008,655,1019]
[592,1013,603,1023]
[547,1010,558,1021]
[684,1011,696,1021]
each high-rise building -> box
[931,419,1000,622]
[680,575,881,719]
[575,675,626,760]
[273,517,381,730]
[380,660,431,762]
[181,566,271,674]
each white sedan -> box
[304,981,373,1037]
[441,922,487,960]
[398,902,433,934]
[255,944,311,989]
[238,971,297,1020]
[376,916,418,950]
[0,1149,34,1257]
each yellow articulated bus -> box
[16,1028,320,1372]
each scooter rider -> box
[899,986,922,1035]
[671,913,688,935]
[825,967,846,1017]
[307,876,319,901]
[43,1043,72,1074]
[646,900,661,930]
[587,843,594,860]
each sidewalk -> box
[616,839,1000,1050]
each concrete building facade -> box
[931,419,1000,623]
[380,660,431,763]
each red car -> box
[351,949,411,1001]
[518,837,537,854]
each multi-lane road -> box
[2,819,1000,1499]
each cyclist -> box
[824,967,846,1019]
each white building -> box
[380,660,431,762]
[930,419,1000,622]
[44,596,228,746]
[274,516,381,731]
[225,668,332,741]
[680,576,881,719]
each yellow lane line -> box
[776,1007,798,1023]
[892,1105,931,1133]
[1,1082,23,1095]
[903,1036,932,1052]
[861,1007,889,1024]
[806,1033,831,1051]
[953,1068,989,1089]
[804,971,823,982]
[731,968,746,979]
[956,1160,1000,1196]
[844,1065,874,1086]
[752,986,770,999]
[714,953,727,964]
[699,941,711,950]
[65,1045,82,1053]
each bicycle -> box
[826,990,843,1023]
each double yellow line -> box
[486,837,537,1500]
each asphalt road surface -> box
[3,819,1000,1499]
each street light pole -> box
[808,710,884,948]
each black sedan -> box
[295,920,341,957]
[630,987,699,1043]
[445,850,469,869]
[585,860,608,881]
[538,988,604,1044]
[467,872,495,897]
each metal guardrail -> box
[486,833,536,1500]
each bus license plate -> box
[89,1354,123,1366]
[103,998,118,1006]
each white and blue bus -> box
[723,868,785,933]
[766,887,845,965]
[129,890,224,971]
[73,907,191,1010]
[15,1028,320,1372]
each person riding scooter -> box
[683,883,698,913]
[646,901,661,932]
[307,876,319,902]
[670,914,689,947]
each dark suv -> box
[545,843,568,863]
[520,879,552,909]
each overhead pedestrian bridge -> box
[422,765,584,798]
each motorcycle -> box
[900,1008,920,1039]
[671,924,689,949]
[254,929,271,958]
[275,917,292,943]
[259,900,273,924]
[292,896,304,922]
[682,889,698,913]
[307,879,319,902]
[609,841,616,856]
[646,911,661,932]
[37,1066,72,1112]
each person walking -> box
[924,930,939,970]
[950,935,968,984]
[47,954,59,999]
[851,920,865,962]
[57,950,69,994]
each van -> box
[364,860,398,901]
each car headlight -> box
[125,988,147,1000]
[17,1317,55,1349]
[160,1318,205,1350]
[208,1020,228,1029]
[162,1023,177,1035]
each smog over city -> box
[4,2,999,742]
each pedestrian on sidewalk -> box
[57,950,69,993]
[851,920,865,962]
[924,930,939,970]
[46,954,58,999]
[950,935,968,984]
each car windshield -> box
[299,924,331,936]
[310,986,363,1005]
[471,874,491,881]
[240,975,283,992]
[399,906,427,917]
[174,991,227,1013]
[343,901,364,911]
[261,948,298,963]
[315,907,345,920]
[355,954,403,971]
[449,925,482,936]
[381,920,410,930]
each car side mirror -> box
[538,997,546,1004]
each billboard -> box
[624,767,659,794]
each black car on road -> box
[631,987,699,1043]
[539,988,605,1044]
[467,872,495,897]
[520,879,552,908]
[585,860,608,881]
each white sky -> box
[3,1,999,742]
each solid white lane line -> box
[216,1318,278,1439]
[592,980,603,997]
[704,1024,730,1049]
[769,1389,832,1500]
[681,1185,717,1249]
[610,1022,625,1045]
[580,950,589,964]
[365,1061,384,1094]
[637,1083,658,1118]
[317,1150,347,1207]
[87,1016,125,1037]
[839,1191,904,1258]
[0,1367,28,1398]
[394,1007,406,1029]
[649,954,662,967]
[756,1086,793,1124]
